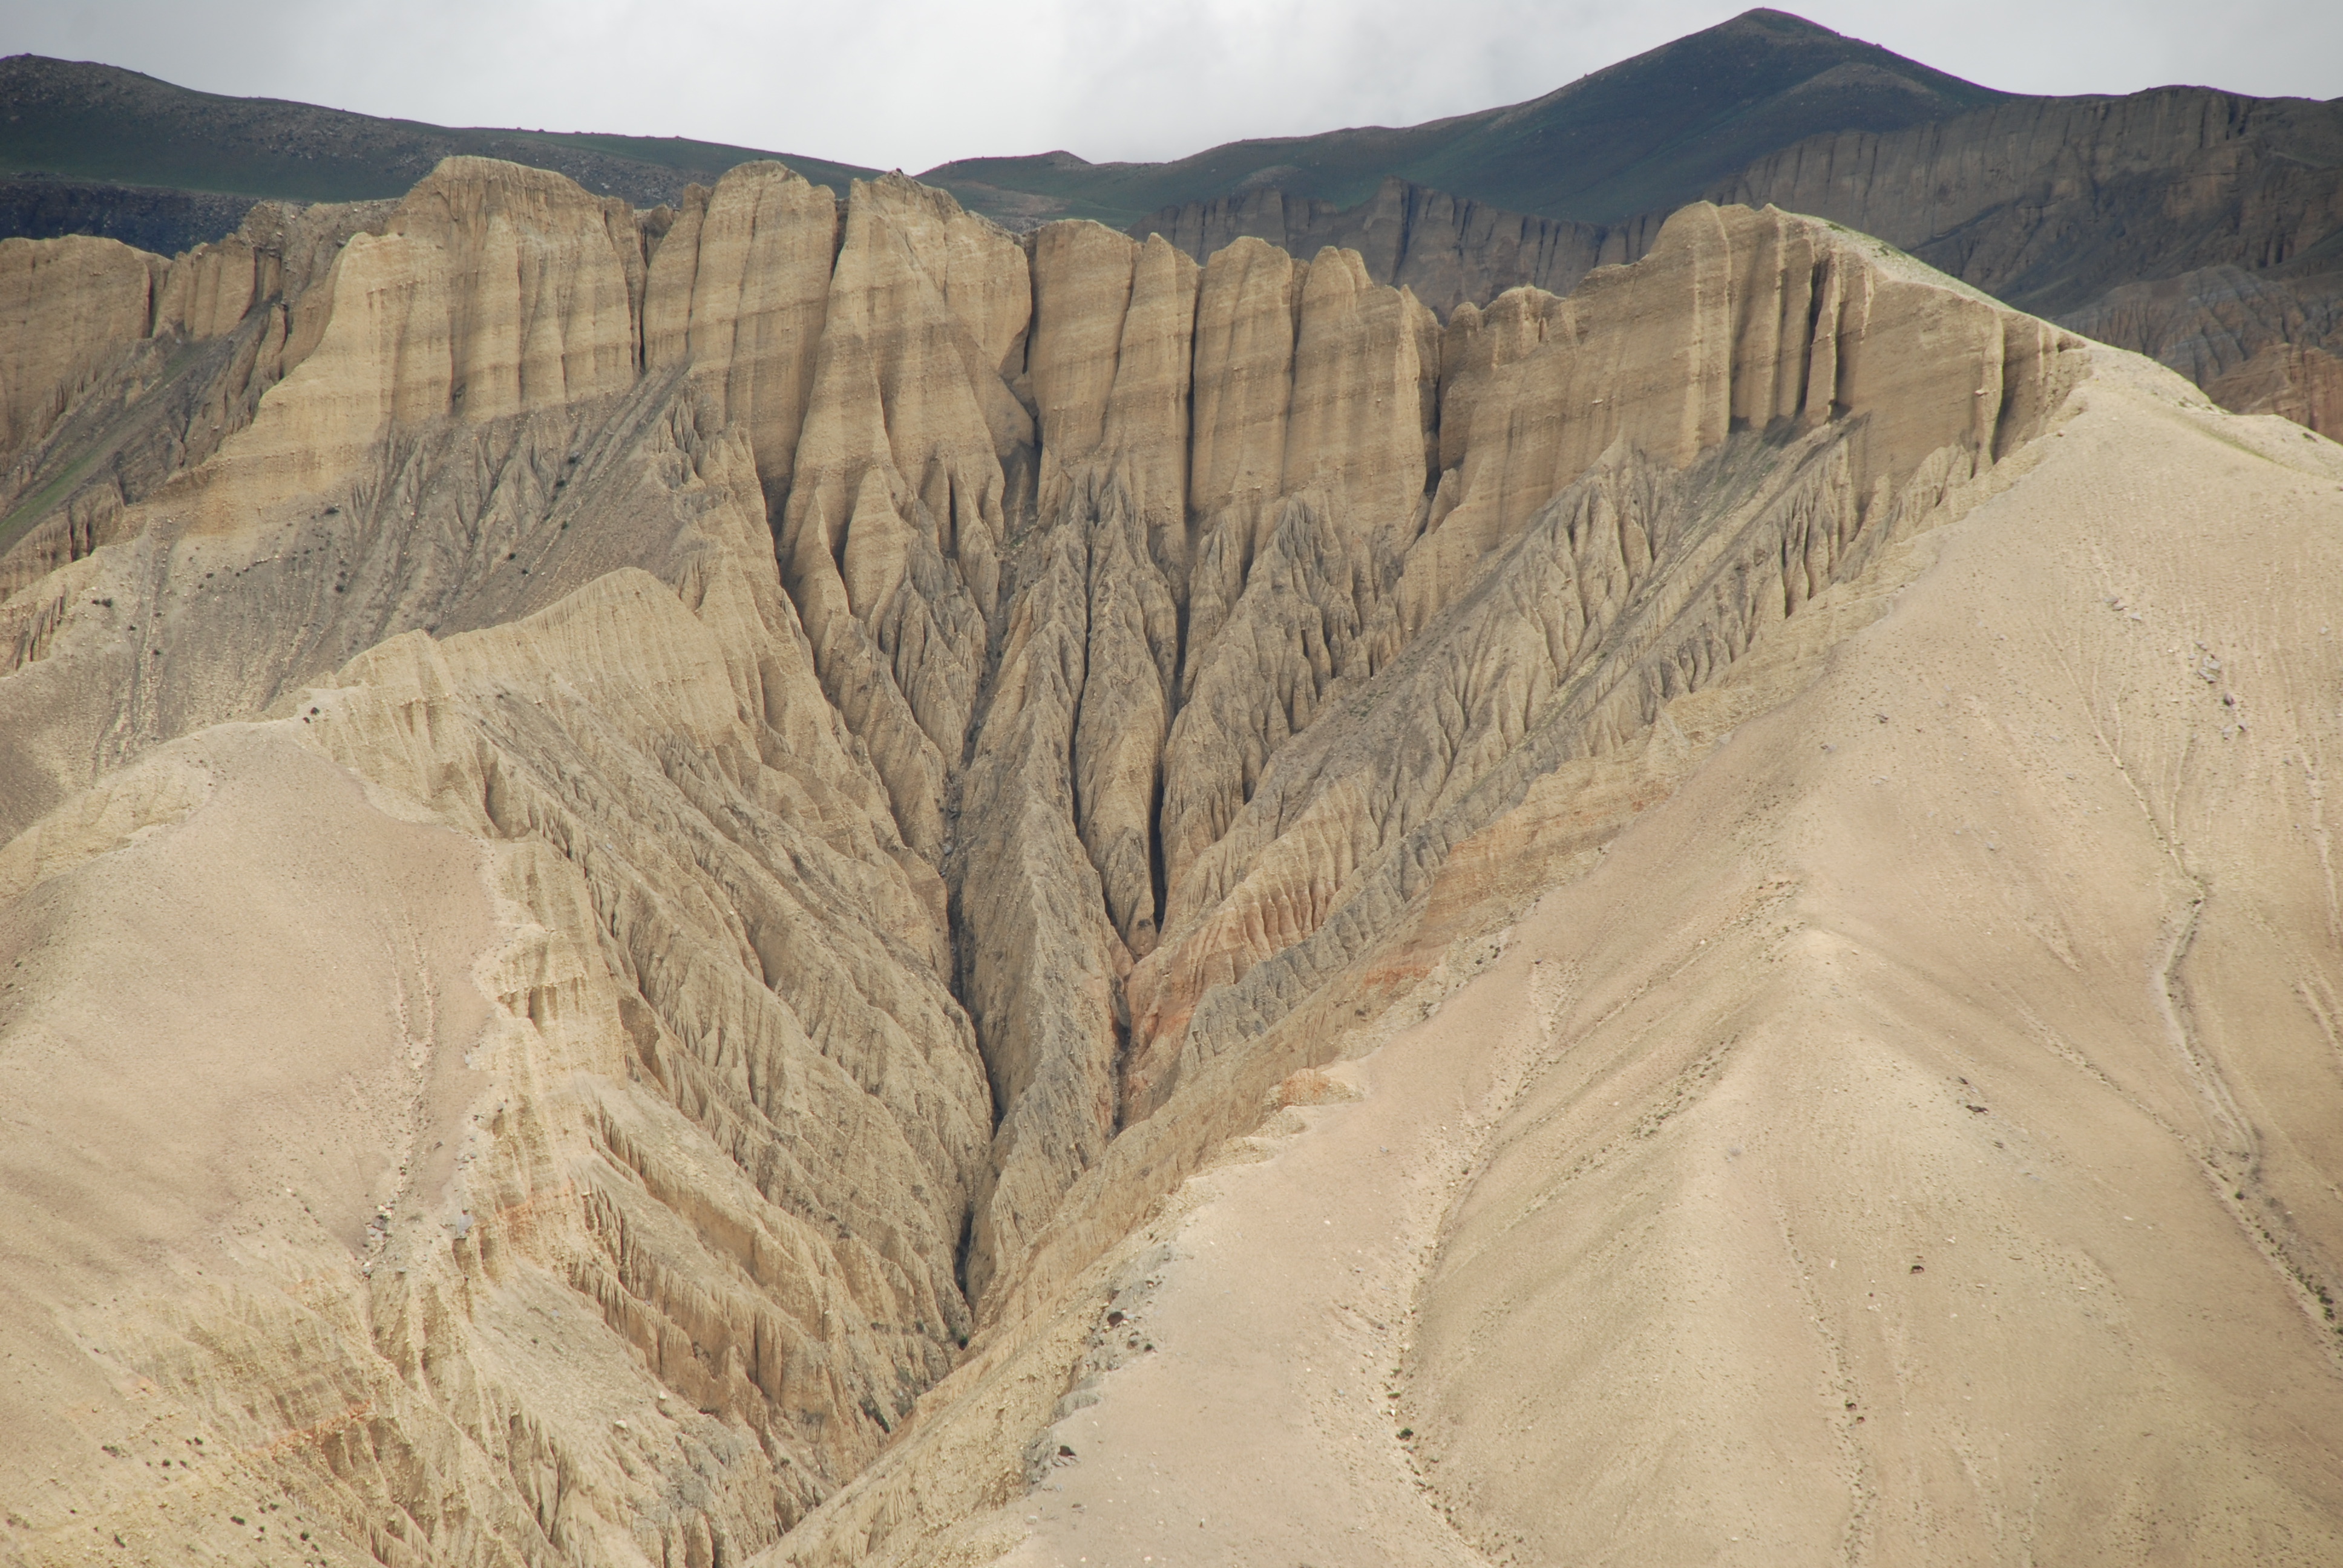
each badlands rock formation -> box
[1140,84,2343,438]
[1135,176,1660,317]
[1714,87,2343,434]
[891,353,2343,1568]
[13,15,2340,439]
[1,151,2338,1568]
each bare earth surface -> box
[980,358,2343,1567]
[1,144,2339,1566]
[0,727,494,1557]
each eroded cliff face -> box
[1708,88,2343,436]
[1135,175,1668,319]
[1142,87,2343,438]
[0,196,392,606]
[0,157,2089,1565]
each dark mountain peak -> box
[1388,8,2005,221]
[920,148,1101,183]
[888,7,2015,232]
[1504,6,2000,123]
[1729,7,1843,34]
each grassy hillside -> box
[0,53,880,211]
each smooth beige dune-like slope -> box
[0,149,2338,1567]
[1409,358,2343,1564]
[879,353,2343,1568]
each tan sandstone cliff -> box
[1,152,2338,1568]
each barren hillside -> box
[0,149,2337,1567]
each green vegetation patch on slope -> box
[0,54,879,211]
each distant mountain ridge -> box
[922,8,2008,228]
[2,9,2005,238]
[0,51,880,213]
[0,170,261,257]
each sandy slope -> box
[0,725,493,1558]
[977,353,2343,1566]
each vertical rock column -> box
[641,160,839,508]
[775,175,1029,860]
[1026,223,1197,955]
[0,234,161,469]
[1155,248,1438,913]
[1181,237,1299,700]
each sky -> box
[3,0,2338,175]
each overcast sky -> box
[4,1,2338,174]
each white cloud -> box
[2,0,2336,175]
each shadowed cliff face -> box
[0,158,2090,1564]
[1712,87,2343,436]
